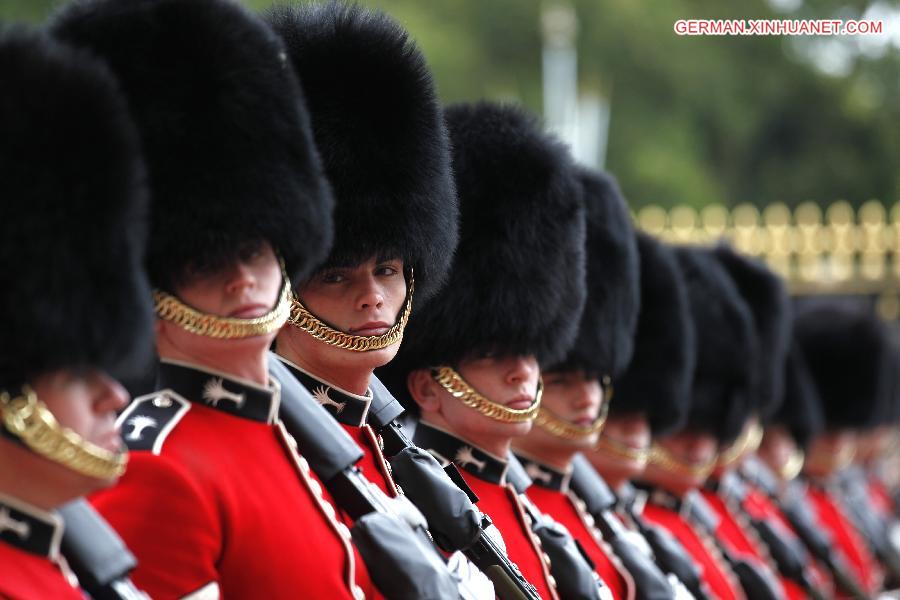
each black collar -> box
[634,483,719,531]
[0,494,63,559]
[413,422,509,485]
[158,360,280,424]
[276,358,372,428]
[514,453,571,492]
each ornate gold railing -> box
[635,200,900,319]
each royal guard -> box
[574,232,712,599]
[795,303,891,596]
[267,0,455,507]
[0,29,153,599]
[381,101,604,599]
[51,0,386,597]
[266,7,522,597]
[636,246,760,600]
[836,349,900,587]
[511,167,640,600]
[701,245,810,599]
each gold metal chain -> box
[535,401,608,441]
[287,274,415,352]
[431,366,542,423]
[648,442,717,479]
[0,386,127,480]
[594,433,651,464]
[717,421,764,469]
[776,448,805,481]
[154,277,292,339]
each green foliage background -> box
[3,0,898,210]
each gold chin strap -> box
[535,399,608,441]
[776,448,805,481]
[717,421,764,469]
[648,442,717,479]
[155,270,292,339]
[431,366,542,424]
[594,434,651,465]
[288,272,414,352]
[0,386,127,480]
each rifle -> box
[569,455,686,600]
[780,483,869,600]
[682,491,782,600]
[271,358,459,599]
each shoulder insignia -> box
[116,391,191,455]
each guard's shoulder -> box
[116,390,191,455]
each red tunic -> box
[699,488,799,599]
[340,424,397,497]
[805,485,882,596]
[642,501,745,600]
[462,472,560,600]
[740,484,833,597]
[0,543,82,600]
[413,422,559,599]
[279,359,397,500]
[526,483,634,600]
[93,362,376,600]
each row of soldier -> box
[1,0,899,598]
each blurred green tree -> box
[3,0,897,209]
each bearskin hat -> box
[675,247,758,444]
[379,102,586,406]
[549,168,640,380]
[266,3,457,304]
[881,342,900,425]
[51,0,333,289]
[794,302,893,430]
[713,244,792,420]
[769,340,825,449]
[0,29,153,390]
[613,234,695,437]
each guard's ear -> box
[407,369,442,414]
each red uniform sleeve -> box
[90,452,222,599]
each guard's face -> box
[157,240,283,353]
[758,425,797,475]
[30,369,129,491]
[175,240,282,320]
[806,429,857,476]
[645,430,717,491]
[436,355,540,444]
[540,370,604,448]
[282,257,407,373]
[34,369,128,455]
[590,412,651,479]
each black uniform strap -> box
[569,454,617,513]
[269,354,363,481]
[58,499,144,600]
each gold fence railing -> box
[635,200,900,318]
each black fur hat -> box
[794,303,893,431]
[613,234,695,436]
[549,168,640,380]
[713,244,792,420]
[379,102,586,405]
[0,29,153,389]
[769,340,825,449]
[266,2,457,304]
[675,246,758,444]
[51,0,333,289]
